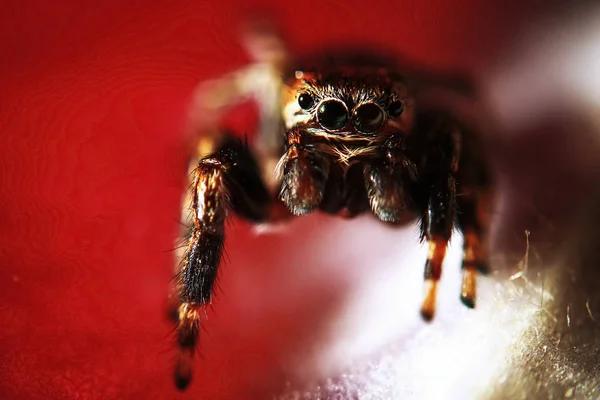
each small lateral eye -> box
[389,101,404,117]
[298,93,314,110]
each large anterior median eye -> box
[317,100,348,130]
[352,103,384,133]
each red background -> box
[0,1,575,399]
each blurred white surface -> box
[267,216,548,400]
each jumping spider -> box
[170,47,494,390]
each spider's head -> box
[282,68,416,139]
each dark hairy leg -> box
[364,162,408,222]
[455,194,491,308]
[173,135,272,390]
[415,117,460,321]
[363,135,417,223]
[279,128,330,216]
[455,155,495,308]
[420,174,457,320]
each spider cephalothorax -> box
[170,49,494,390]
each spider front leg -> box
[363,135,418,223]
[420,174,457,320]
[173,135,271,390]
[417,120,459,321]
[175,158,225,390]
[279,128,330,215]
[455,155,495,308]
[456,194,491,308]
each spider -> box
[169,30,494,390]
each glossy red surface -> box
[0,1,559,399]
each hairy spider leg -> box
[454,136,495,308]
[363,135,418,223]
[363,162,409,222]
[173,135,272,390]
[420,174,457,320]
[456,194,492,308]
[278,128,331,215]
[415,114,460,321]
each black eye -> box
[389,101,404,117]
[298,93,314,110]
[353,103,384,133]
[317,100,348,130]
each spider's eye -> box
[317,100,348,130]
[352,103,384,133]
[389,101,404,118]
[298,93,314,110]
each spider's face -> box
[282,69,416,139]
